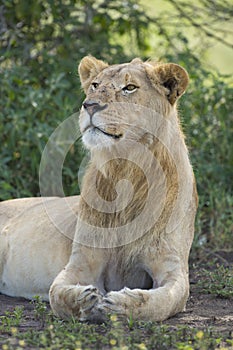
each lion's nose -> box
[83,100,107,117]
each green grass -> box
[196,265,233,299]
[0,295,233,350]
[0,307,24,330]
[1,313,232,350]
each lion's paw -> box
[76,285,103,321]
[50,284,104,321]
[97,296,125,317]
[76,285,99,304]
[69,285,106,323]
[97,288,149,318]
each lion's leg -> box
[49,245,106,321]
[98,255,189,322]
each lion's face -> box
[78,57,189,150]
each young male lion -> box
[0,56,197,322]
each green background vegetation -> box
[0,1,232,348]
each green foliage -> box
[1,310,232,349]
[0,65,77,198]
[196,265,233,298]
[181,68,233,252]
[0,0,148,199]
[31,296,48,326]
[0,306,23,331]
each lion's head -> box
[78,56,189,151]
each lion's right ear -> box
[145,62,189,105]
[155,63,189,105]
[78,56,108,93]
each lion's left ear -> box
[156,63,189,104]
[78,56,108,93]
[146,63,189,105]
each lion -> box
[0,56,197,322]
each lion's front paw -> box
[78,285,106,323]
[98,293,125,317]
[77,285,101,317]
[50,284,104,321]
[97,288,149,318]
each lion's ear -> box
[155,63,189,105]
[78,56,108,93]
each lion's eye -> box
[91,82,99,90]
[122,84,138,94]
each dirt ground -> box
[168,267,233,334]
[0,259,232,335]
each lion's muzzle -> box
[83,100,107,117]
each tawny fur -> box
[0,56,197,322]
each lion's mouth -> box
[95,127,122,139]
[84,125,123,139]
